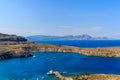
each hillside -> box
[0,33,27,42]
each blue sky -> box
[0,0,120,38]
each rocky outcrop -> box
[0,44,33,60]
[48,71,73,80]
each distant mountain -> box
[26,34,111,41]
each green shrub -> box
[72,72,90,80]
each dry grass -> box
[73,74,120,80]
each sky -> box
[0,0,120,38]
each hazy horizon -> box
[0,0,120,38]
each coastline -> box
[1,41,120,60]
[72,74,120,80]
[46,70,120,80]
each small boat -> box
[62,72,67,74]
[47,70,55,75]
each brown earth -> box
[73,74,120,80]
[1,41,120,60]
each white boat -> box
[47,70,54,75]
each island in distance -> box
[26,34,112,41]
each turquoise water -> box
[1,40,120,80]
[1,52,120,80]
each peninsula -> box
[0,33,120,60]
[47,71,120,80]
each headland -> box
[0,33,120,60]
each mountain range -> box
[26,34,111,41]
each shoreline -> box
[1,42,120,60]
[72,74,120,80]
[46,70,120,80]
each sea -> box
[1,40,120,80]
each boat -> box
[47,70,55,75]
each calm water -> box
[1,40,120,80]
[35,40,120,48]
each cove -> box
[0,52,120,80]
